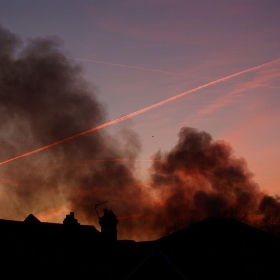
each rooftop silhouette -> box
[0,212,279,279]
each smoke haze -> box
[1,26,280,240]
[0,25,143,237]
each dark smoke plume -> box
[146,127,280,237]
[0,25,143,238]
[1,25,280,241]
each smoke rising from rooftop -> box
[0,25,143,234]
[1,26,280,240]
[145,127,280,237]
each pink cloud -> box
[84,1,279,50]
[219,93,280,193]
[185,62,280,124]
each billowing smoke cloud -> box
[146,127,280,237]
[1,25,280,241]
[0,25,143,236]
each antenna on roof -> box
[95,201,108,218]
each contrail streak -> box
[1,58,280,166]
[69,158,163,163]
[67,56,189,76]
[69,56,280,89]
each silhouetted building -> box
[99,208,118,242]
[0,213,280,279]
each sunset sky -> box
[1,1,280,239]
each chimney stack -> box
[63,212,80,226]
[99,208,118,242]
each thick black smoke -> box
[147,127,280,237]
[0,25,143,237]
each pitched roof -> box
[23,214,41,224]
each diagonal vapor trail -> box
[0,58,280,166]
[69,56,280,90]
[67,56,188,76]
[71,158,161,163]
